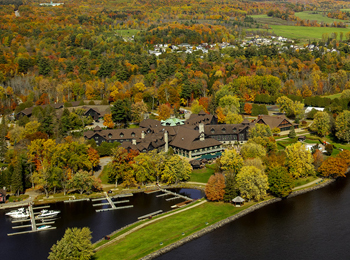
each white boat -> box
[37,225,51,230]
[36,209,60,218]
[10,211,30,219]
[5,207,26,216]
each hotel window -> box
[108,134,112,139]
[131,132,135,137]
[120,133,124,138]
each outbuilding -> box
[232,196,245,207]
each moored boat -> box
[37,225,51,230]
[36,209,60,219]
[5,207,26,216]
[9,211,30,219]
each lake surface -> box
[0,188,203,260]
[157,178,350,260]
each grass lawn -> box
[115,29,140,36]
[8,194,29,202]
[94,200,257,260]
[294,11,345,24]
[128,124,139,129]
[322,93,342,100]
[293,175,319,187]
[190,165,214,183]
[99,164,111,184]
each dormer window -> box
[222,127,226,133]
[211,128,215,134]
[108,133,112,139]
[232,127,236,132]
[120,133,124,138]
[131,132,135,137]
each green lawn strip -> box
[99,164,110,184]
[93,199,204,248]
[293,175,318,187]
[8,194,29,202]
[190,166,214,183]
[94,201,255,260]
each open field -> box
[269,25,349,42]
[322,93,342,99]
[251,15,295,26]
[94,200,255,260]
[294,11,346,24]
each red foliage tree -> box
[318,157,347,178]
[205,173,226,201]
[244,103,252,115]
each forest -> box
[1,0,350,197]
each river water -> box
[0,188,203,260]
[157,178,350,260]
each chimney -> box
[132,139,137,145]
[141,131,145,139]
[199,123,205,141]
[164,131,168,152]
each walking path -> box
[94,199,207,251]
[293,178,323,190]
[94,156,112,178]
[186,182,206,186]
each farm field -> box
[293,11,346,24]
[323,93,342,99]
[268,25,349,42]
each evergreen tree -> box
[12,160,24,196]
[0,115,8,162]
[111,99,131,127]
[223,173,238,202]
[288,126,296,138]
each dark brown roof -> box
[140,119,161,128]
[198,110,207,115]
[85,128,146,141]
[170,126,221,150]
[204,122,253,136]
[186,112,217,126]
[256,115,292,129]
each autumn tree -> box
[337,150,350,167]
[313,149,324,171]
[225,112,243,124]
[103,114,114,129]
[205,173,226,201]
[48,227,93,260]
[318,157,348,178]
[236,166,268,201]
[249,123,273,138]
[220,148,243,174]
[268,166,294,198]
[335,110,350,143]
[288,126,296,138]
[310,111,331,137]
[161,155,191,184]
[87,147,100,169]
[240,142,266,160]
[0,115,7,162]
[157,104,172,120]
[131,101,148,123]
[285,142,315,178]
[244,103,252,115]
[69,170,100,194]
[276,96,304,118]
[191,100,205,114]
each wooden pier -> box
[144,190,160,194]
[64,198,90,203]
[159,188,193,201]
[96,205,133,213]
[111,193,133,199]
[93,200,129,207]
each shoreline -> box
[140,178,335,260]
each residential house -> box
[0,189,6,203]
[255,115,297,131]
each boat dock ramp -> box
[8,205,56,236]
[146,187,193,208]
[92,192,134,212]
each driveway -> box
[95,156,112,178]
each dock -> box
[7,204,57,236]
[64,198,90,203]
[96,205,133,213]
[171,200,192,208]
[138,210,163,220]
[159,188,193,201]
[93,193,134,212]
[144,190,160,194]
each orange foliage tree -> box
[337,150,350,167]
[87,147,100,168]
[205,173,226,201]
[103,114,114,129]
[157,104,172,120]
[244,103,252,115]
[318,157,347,178]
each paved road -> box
[293,178,323,190]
